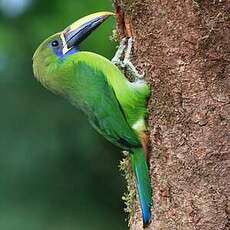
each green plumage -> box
[131,148,152,225]
[33,16,152,226]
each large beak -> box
[61,11,114,55]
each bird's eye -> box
[51,40,59,47]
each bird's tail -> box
[131,148,152,227]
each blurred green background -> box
[0,0,127,229]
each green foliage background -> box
[0,0,127,229]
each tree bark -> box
[113,0,230,229]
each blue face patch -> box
[49,40,79,59]
[65,47,79,56]
[52,46,79,59]
[52,46,63,58]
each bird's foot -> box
[111,37,127,67]
[112,37,145,81]
[123,38,145,80]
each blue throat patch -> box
[53,47,79,59]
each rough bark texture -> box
[113,0,230,229]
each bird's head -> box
[33,12,114,92]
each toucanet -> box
[33,12,152,226]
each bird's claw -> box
[111,38,127,66]
[112,37,145,81]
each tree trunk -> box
[113,0,230,229]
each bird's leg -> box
[112,37,144,81]
[123,38,145,80]
[111,38,127,67]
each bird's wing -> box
[71,60,141,149]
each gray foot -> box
[112,37,145,81]
[111,38,127,66]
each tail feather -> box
[131,148,152,227]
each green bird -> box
[33,12,152,226]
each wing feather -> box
[71,61,141,149]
